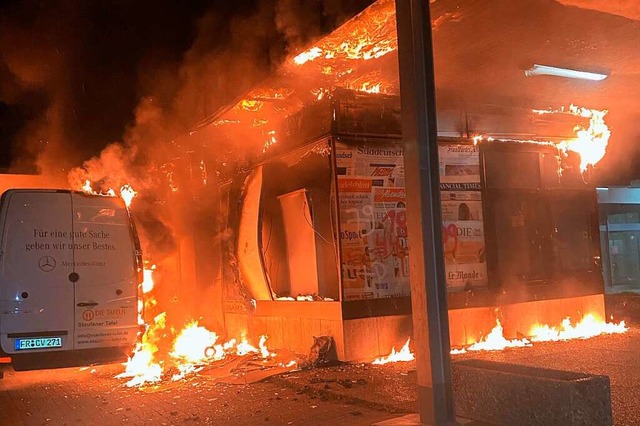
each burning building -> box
[168,0,638,361]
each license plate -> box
[14,337,63,351]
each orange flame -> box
[171,321,219,364]
[241,99,264,112]
[119,184,137,208]
[530,313,627,342]
[450,313,628,355]
[263,130,277,153]
[79,180,137,208]
[372,338,415,365]
[357,82,381,94]
[534,104,611,172]
[117,319,276,386]
[115,311,166,387]
[456,320,531,354]
[141,265,155,294]
[293,46,323,65]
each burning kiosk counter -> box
[171,0,638,362]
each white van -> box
[0,190,142,367]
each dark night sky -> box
[0,0,372,172]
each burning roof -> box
[186,0,639,176]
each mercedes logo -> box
[38,255,56,272]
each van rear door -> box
[0,190,75,354]
[71,193,138,350]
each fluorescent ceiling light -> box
[525,64,608,81]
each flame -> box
[259,335,272,358]
[119,184,137,208]
[558,106,610,172]
[117,316,276,386]
[450,313,628,355]
[474,105,610,173]
[241,99,264,112]
[463,320,531,352]
[171,321,219,363]
[78,180,137,208]
[236,335,260,356]
[534,104,611,172]
[293,46,323,65]
[372,338,415,365]
[141,265,155,294]
[530,313,627,342]
[357,82,381,93]
[263,130,277,153]
[115,311,166,387]
[311,88,330,101]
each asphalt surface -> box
[0,362,398,425]
[2,293,639,425]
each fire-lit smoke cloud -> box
[58,1,375,329]
[555,0,640,21]
[0,0,84,182]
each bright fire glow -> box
[259,335,272,358]
[141,265,155,294]
[241,99,264,112]
[171,321,219,363]
[372,338,415,365]
[120,184,137,208]
[530,313,627,342]
[450,313,628,355]
[115,311,166,387]
[474,105,610,173]
[357,82,381,94]
[263,130,277,153]
[463,319,531,352]
[117,320,278,387]
[558,106,610,171]
[293,46,323,65]
[535,104,611,171]
[79,180,137,208]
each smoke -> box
[555,0,640,22]
[0,0,85,181]
[56,1,374,330]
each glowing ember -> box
[357,82,381,93]
[372,338,415,365]
[530,314,627,342]
[311,88,330,101]
[241,99,264,112]
[263,130,277,153]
